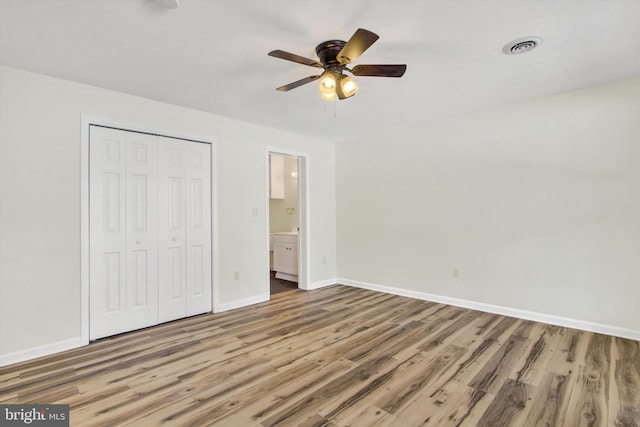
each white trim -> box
[307,278,338,290]
[264,152,272,295]
[80,114,217,345]
[214,294,269,313]
[298,155,311,291]
[265,148,311,292]
[80,115,216,145]
[0,337,85,367]
[210,143,220,317]
[338,278,640,341]
[80,116,90,345]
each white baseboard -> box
[338,278,640,341]
[0,337,85,367]
[304,278,338,290]
[214,294,269,313]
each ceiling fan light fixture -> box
[319,72,336,91]
[337,75,358,99]
[319,71,339,101]
[320,91,336,101]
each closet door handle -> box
[172,236,177,242]
[136,240,142,245]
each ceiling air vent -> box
[502,37,543,55]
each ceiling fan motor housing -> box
[315,40,347,69]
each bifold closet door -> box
[89,126,159,340]
[90,127,212,340]
[158,137,212,323]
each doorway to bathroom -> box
[267,150,307,295]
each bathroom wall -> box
[270,154,299,233]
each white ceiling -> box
[2,0,640,142]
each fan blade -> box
[268,50,323,68]
[276,75,321,92]
[337,28,379,64]
[351,64,407,77]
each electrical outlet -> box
[234,271,240,280]
[452,268,459,279]
[323,256,327,265]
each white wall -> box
[3,65,638,364]
[0,66,336,362]
[337,76,640,337]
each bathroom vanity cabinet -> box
[272,232,298,282]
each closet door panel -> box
[89,126,128,340]
[158,138,188,322]
[125,132,159,330]
[185,142,212,315]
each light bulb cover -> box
[319,73,337,92]
[336,75,358,99]
[320,91,336,101]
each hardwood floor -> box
[1,285,639,426]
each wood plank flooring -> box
[1,285,639,426]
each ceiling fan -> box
[268,28,407,101]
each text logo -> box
[1,405,69,426]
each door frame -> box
[266,147,310,293]
[80,115,218,345]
